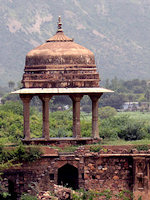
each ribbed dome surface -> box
[22,17,100,88]
[26,32,95,66]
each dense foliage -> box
[99,113,150,141]
[0,99,149,200]
[0,101,43,143]
[72,189,135,200]
[0,101,150,143]
[0,143,42,171]
[99,106,117,119]
[0,143,42,199]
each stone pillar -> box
[20,94,32,140]
[39,95,52,140]
[70,94,83,138]
[90,94,102,139]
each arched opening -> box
[58,164,78,189]
[8,179,17,200]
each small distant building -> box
[122,102,140,111]
[122,101,150,111]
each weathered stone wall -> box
[1,147,150,200]
[84,156,133,193]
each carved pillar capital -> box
[89,94,103,101]
[39,94,53,102]
[70,94,83,102]
[20,94,33,102]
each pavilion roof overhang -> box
[12,87,113,95]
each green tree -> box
[100,93,126,109]
[145,90,150,111]
[118,120,146,141]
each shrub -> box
[115,189,133,200]
[72,189,139,200]
[0,109,23,142]
[0,144,42,167]
[100,114,147,141]
[14,144,42,162]
[0,101,23,116]
[100,126,119,140]
[99,106,117,119]
[90,145,101,152]
[99,118,119,140]
[118,120,146,141]
[81,121,92,137]
[50,110,73,137]
[135,145,149,151]
[72,189,101,200]
[0,192,11,200]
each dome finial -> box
[57,16,63,32]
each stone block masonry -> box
[1,146,150,200]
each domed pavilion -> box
[13,17,113,145]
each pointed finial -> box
[57,16,63,32]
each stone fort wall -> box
[1,146,150,200]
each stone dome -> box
[22,17,100,88]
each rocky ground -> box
[37,185,72,200]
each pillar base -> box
[22,137,102,146]
[24,137,30,141]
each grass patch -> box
[50,145,78,152]
[90,145,101,152]
[101,139,150,146]
[63,146,78,152]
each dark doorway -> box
[8,180,17,200]
[58,164,78,190]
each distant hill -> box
[0,0,150,86]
